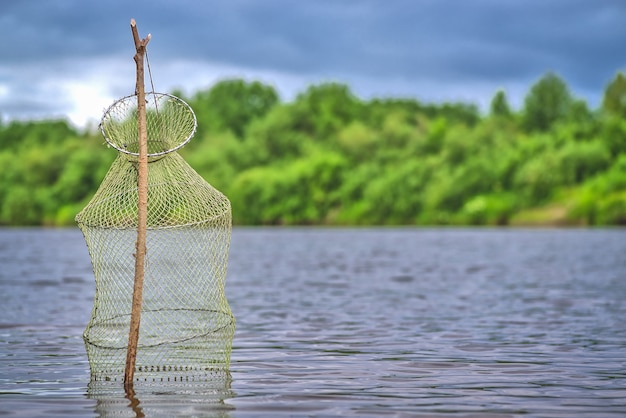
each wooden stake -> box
[125,18,151,391]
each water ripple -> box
[1,227,626,416]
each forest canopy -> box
[1,73,626,226]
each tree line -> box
[1,71,625,226]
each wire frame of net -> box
[100,92,197,157]
[77,93,235,383]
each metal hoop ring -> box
[100,92,197,157]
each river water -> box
[0,227,625,417]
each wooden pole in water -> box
[125,18,151,391]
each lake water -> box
[1,227,625,417]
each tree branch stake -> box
[124,18,151,391]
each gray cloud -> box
[1,0,625,125]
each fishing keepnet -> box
[76,92,235,383]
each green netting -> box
[76,93,235,383]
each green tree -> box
[490,89,512,118]
[0,119,76,150]
[556,140,610,184]
[243,104,310,165]
[191,79,279,138]
[602,72,626,118]
[432,103,480,126]
[601,117,626,156]
[2,75,626,227]
[513,149,564,203]
[1,186,40,224]
[523,72,573,131]
[291,83,361,140]
[231,151,346,224]
[337,121,378,161]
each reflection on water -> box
[87,376,234,417]
[1,227,626,416]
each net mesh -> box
[76,93,235,383]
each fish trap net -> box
[76,93,235,383]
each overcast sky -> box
[1,0,625,127]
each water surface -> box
[1,227,625,416]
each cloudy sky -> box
[1,0,625,127]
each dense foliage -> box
[1,72,626,226]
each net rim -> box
[100,92,197,157]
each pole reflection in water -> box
[124,386,144,418]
